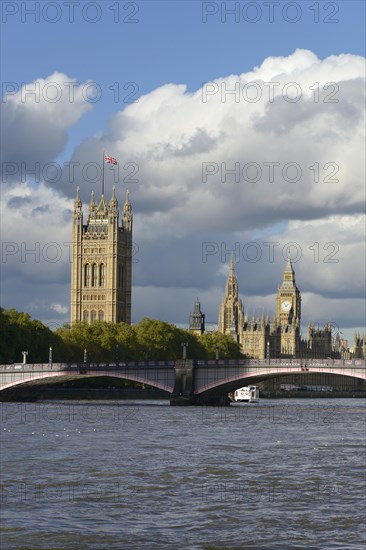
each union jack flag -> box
[104,154,118,165]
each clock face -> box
[281,300,291,311]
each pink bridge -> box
[0,358,365,405]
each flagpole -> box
[102,150,105,196]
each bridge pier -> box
[170,360,231,406]
[170,359,196,405]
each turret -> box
[89,190,96,211]
[109,186,118,212]
[95,193,109,221]
[189,298,205,335]
[73,186,82,214]
[123,190,133,232]
[225,254,239,298]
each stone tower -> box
[70,187,132,324]
[218,256,244,343]
[189,298,205,335]
[353,332,366,359]
[276,253,301,356]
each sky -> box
[1,0,365,346]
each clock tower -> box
[276,253,301,356]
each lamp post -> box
[266,340,270,362]
[49,346,52,366]
[22,351,28,365]
[181,342,188,360]
[215,346,220,361]
[83,348,87,363]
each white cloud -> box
[50,303,69,315]
[1,50,365,339]
[1,72,92,179]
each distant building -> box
[354,333,366,359]
[196,254,337,359]
[189,299,205,335]
[70,187,132,324]
[304,323,332,358]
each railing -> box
[1,358,365,372]
[0,360,177,371]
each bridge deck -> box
[0,359,365,395]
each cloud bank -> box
[1,50,365,342]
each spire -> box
[123,189,131,211]
[73,186,82,212]
[230,253,235,276]
[123,189,132,231]
[284,249,295,275]
[95,193,108,220]
[74,186,81,204]
[218,256,244,339]
[225,255,238,297]
[281,249,296,286]
[109,185,118,210]
[89,191,96,211]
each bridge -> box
[1,358,365,405]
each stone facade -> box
[216,255,333,359]
[354,333,366,359]
[189,299,205,335]
[218,257,244,342]
[70,187,132,324]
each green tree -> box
[199,331,243,359]
[0,308,244,365]
[0,307,62,363]
[134,318,185,360]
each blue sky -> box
[1,1,365,345]
[2,1,365,152]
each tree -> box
[0,308,243,364]
[0,307,62,363]
[199,331,243,359]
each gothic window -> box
[91,310,96,322]
[91,264,97,287]
[83,310,89,322]
[245,339,250,347]
[98,310,104,321]
[84,264,90,287]
[255,339,259,348]
[99,264,105,287]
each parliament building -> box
[68,186,364,363]
[190,255,334,359]
[70,187,132,324]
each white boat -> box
[232,385,259,403]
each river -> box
[1,399,365,549]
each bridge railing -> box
[196,358,365,368]
[0,360,177,372]
[0,358,365,372]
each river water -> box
[1,399,365,549]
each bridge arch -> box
[194,367,366,396]
[0,364,174,397]
[0,373,171,400]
